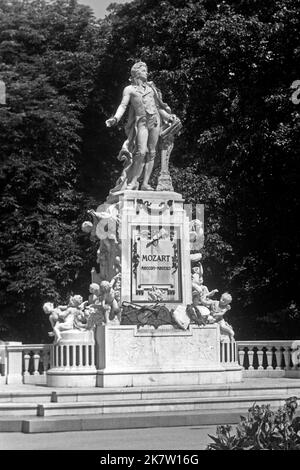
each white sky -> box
[79,0,132,18]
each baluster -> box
[257,347,264,370]
[248,348,254,370]
[230,340,234,362]
[238,348,245,368]
[266,347,273,370]
[66,345,70,368]
[23,351,31,376]
[42,349,50,374]
[33,352,40,375]
[90,344,95,367]
[54,345,58,368]
[233,342,237,363]
[291,347,300,370]
[220,342,224,363]
[58,346,62,367]
[78,345,82,367]
[275,348,282,370]
[283,347,291,370]
[70,346,74,368]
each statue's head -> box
[43,302,54,314]
[69,295,83,307]
[89,283,100,295]
[130,61,147,82]
[220,292,232,306]
[100,280,111,294]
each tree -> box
[0,0,100,342]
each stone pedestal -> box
[95,324,242,387]
[4,342,23,385]
[47,330,96,387]
[117,190,192,309]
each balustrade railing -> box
[237,341,300,376]
[0,343,51,385]
[22,345,51,384]
[220,340,238,366]
[1,339,300,386]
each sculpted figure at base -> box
[43,295,87,343]
[106,61,176,192]
[99,280,121,324]
[210,293,234,339]
[188,260,235,339]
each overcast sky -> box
[79,0,132,18]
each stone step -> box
[0,403,39,416]
[0,391,293,417]
[2,405,300,434]
[0,408,252,434]
[1,380,300,404]
[35,394,297,417]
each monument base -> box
[47,330,96,388]
[95,324,242,388]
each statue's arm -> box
[106,86,131,127]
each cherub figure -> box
[99,280,121,324]
[186,291,214,326]
[191,264,218,307]
[209,292,234,339]
[87,283,101,305]
[43,302,62,335]
[43,295,86,343]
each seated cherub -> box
[186,291,214,326]
[43,302,62,333]
[99,280,121,324]
[43,295,86,343]
[191,266,218,307]
[80,283,101,310]
[209,292,234,339]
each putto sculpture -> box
[43,295,87,343]
[105,61,182,194]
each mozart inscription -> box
[131,225,183,304]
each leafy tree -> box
[0,0,100,342]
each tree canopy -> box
[0,0,299,341]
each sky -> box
[79,0,132,18]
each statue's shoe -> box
[126,182,139,190]
[141,184,154,191]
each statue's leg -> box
[141,123,160,189]
[127,120,148,189]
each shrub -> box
[207,397,300,450]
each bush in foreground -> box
[207,397,300,450]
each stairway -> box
[0,378,299,433]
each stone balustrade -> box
[1,339,300,386]
[220,339,238,366]
[237,340,300,377]
[50,342,95,369]
[0,343,51,385]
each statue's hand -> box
[105,117,117,127]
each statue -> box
[187,291,211,325]
[209,293,234,339]
[99,280,121,324]
[191,263,219,304]
[106,61,180,193]
[43,295,87,343]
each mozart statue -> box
[106,61,180,193]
